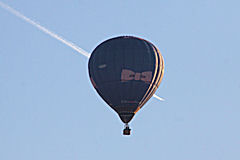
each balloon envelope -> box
[88,36,164,124]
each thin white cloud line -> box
[0,1,164,102]
[0,1,90,58]
[153,94,165,101]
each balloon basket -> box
[123,124,131,135]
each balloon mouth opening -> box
[119,113,135,123]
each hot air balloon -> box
[88,36,164,135]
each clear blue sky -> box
[1,0,240,160]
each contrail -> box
[0,1,164,101]
[0,1,90,58]
[153,94,165,101]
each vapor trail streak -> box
[0,1,164,101]
[0,1,90,58]
[153,94,165,101]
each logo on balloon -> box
[121,69,152,84]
